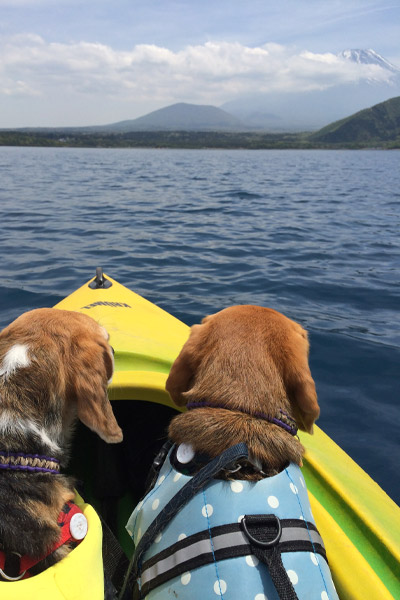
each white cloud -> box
[0,34,397,125]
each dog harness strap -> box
[135,518,326,598]
[132,443,249,578]
[256,546,298,600]
[143,440,174,495]
[0,501,88,580]
[0,552,26,581]
[243,515,298,600]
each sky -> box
[1,0,400,127]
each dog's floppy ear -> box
[75,376,123,443]
[68,345,123,443]
[284,329,320,434]
[288,370,319,434]
[166,324,204,407]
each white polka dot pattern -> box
[181,572,191,585]
[202,503,214,517]
[267,495,279,508]
[310,552,319,566]
[246,555,259,567]
[126,449,339,600]
[287,569,299,585]
[231,481,244,493]
[214,579,227,595]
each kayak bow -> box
[1,270,398,599]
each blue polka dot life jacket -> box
[126,444,339,600]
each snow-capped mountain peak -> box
[339,49,400,73]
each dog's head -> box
[166,305,319,433]
[0,308,122,444]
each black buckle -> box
[241,514,282,548]
[144,440,174,494]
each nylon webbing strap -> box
[245,514,298,600]
[128,443,249,599]
[101,516,132,599]
[136,518,326,598]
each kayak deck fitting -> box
[1,270,399,599]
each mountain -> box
[11,103,248,134]
[4,97,400,147]
[8,51,400,137]
[310,96,400,145]
[97,103,247,132]
[221,48,400,131]
[339,49,400,73]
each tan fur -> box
[0,308,122,444]
[0,308,122,570]
[25,481,74,526]
[167,305,319,479]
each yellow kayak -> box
[2,270,399,599]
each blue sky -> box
[1,0,399,127]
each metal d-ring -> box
[0,552,26,581]
[223,462,243,475]
[241,514,282,548]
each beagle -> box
[0,308,122,580]
[166,305,319,477]
[128,306,338,599]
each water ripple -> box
[0,147,399,502]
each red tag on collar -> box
[55,500,88,548]
[0,501,87,580]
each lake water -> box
[0,146,399,504]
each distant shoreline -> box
[0,130,398,150]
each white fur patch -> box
[0,410,61,453]
[27,420,61,453]
[0,344,31,378]
[0,410,16,431]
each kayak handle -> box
[88,267,112,289]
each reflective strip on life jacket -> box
[136,518,327,598]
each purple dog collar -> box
[0,451,60,474]
[186,402,298,436]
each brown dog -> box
[0,308,122,579]
[130,305,339,600]
[166,305,320,478]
